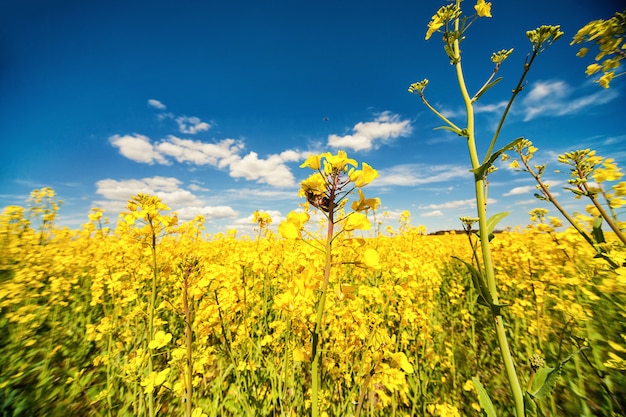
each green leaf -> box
[433,125,463,136]
[592,215,605,244]
[527,349,585,400]
[564,187,586,196]
[486,211,509,237]
[472,77,503,102]
[477,211,510,242]
[524,392,538,416]
[453,257,492,306]
[472,377,498,417]
[528,366,560,399]
[472,137,525,179]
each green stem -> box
[521,157,595,247]
[484,50,538,164]
[585,188,626,246]
[311,174,338,417]
[147,218,158,417]
[183,269,193,417]
[452,5,525,415]
[418,95,464,135]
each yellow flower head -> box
[593,158,623,182]
[349,162,379,187]
[278,211,310,239]
[425,15,444,40]
[321,150,357,174]
[300,154,322,170]
[474,0,492,18]
[343,212,371,232]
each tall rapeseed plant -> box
[122,194,178,417]
[279,150,381,417]
[409,2,563,415]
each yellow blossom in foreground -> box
[425,14,444,40]
[343,212,371,232]
[148,330,172,350]
[474,0,492,18]
[141,368,171,393]
[391,351,414,373]
[598,71,615,88]
[321,150,357,174]
[191,408,208,417]
[349,162,379,187]
[278,211,310,239]
[593,158,623,182]
[586,63,602,76]
[363,248,381,270]
[300,153,322,170]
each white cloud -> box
[176,116,211,134]
[474,101,508,114]
[148,99,166,110]
[94,176,238,222]
[520,80,618,121]
[419,198,497,210]
[419,199,476,210]
[188,183,209,192]
[226,151,300,187]
[328,111,412,151]
[109,134,299,187]
[223,187,298,201]
[503,185,535,196]
[95,177,201,206]
[156,136,243,165]
[373,164,468,187]
[176,205,238,221]
[421,210,444,217]
[109,134,169,165]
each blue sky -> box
[1,0,624,235]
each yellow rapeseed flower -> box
[148,330,172,350]
[343,212,371,232]
[474,0,492,18]
[426,14,444,40]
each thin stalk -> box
[521,157,620,268]
[311,173,338,417]
[183,269,193,417]
[582,186,626,246]
[521,158,595,247]
[484,50,539,163]
[147,218,158,417]
[452,5,525,416]
[417,95,464,135]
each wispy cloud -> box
[147,99,212,134]
[110,134,303,187]
[421,210,443,217]
[419,197,497,210]
[155,136,244,165]
[519,80,618,121]
[93,176,238,221]
[176,116,211,134]
[109,134,170,165]
[225,150,302,187]
[373,163,468,187]
[503,185,535,196]
[176,205,238,221]
[328,111,412,151]
[148,99,166,110]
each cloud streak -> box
[110,134,303,187]
[519,80,618,121]
[373,163,468,187]
[328,112,412,151]
[94,176,238,222]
